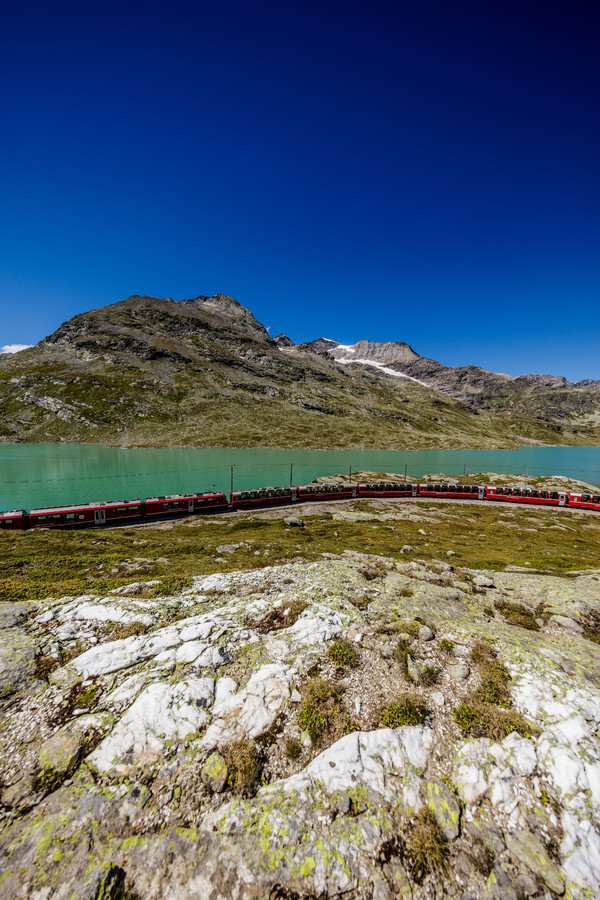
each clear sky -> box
[1,0,598,380]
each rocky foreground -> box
[1,542,600,899]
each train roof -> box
[0,510,26,517]
[145,492,225,501]
[29,500,142,514]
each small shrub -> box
[399,586,414,597]
[109,621,149,640]
[348,595,371,610]
[253,598,308,633]
[327,639,359,669]
[582,610,600,645]
[393,620,420,637]
[472,640,511,708]
[454,701,539,741]
[297,678,357,747]
[284,738,302,760]
[222,738,263,796]
[360,561,387,580]
[379,694,428,728]
[439,638,455,654]
[403,808,450,883]
[494,598,539,631]
[35,654,60,681]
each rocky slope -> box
[1,493,600,898]
[0,293,599,449]
[302,337,600,418]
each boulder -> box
[38,728,84,785]
[448,662,470,682]
[284,517,305,527]
[550,615,584,633]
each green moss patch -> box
[379,694,429,728]
[327,639,359,670]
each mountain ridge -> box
[1,293,599,449]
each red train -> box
[1,481,599,531]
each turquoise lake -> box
[0,444,599,511]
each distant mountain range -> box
[0,293,598,449]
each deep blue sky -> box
[1,0,598,380]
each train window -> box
[531,491,539,498]
[513,489,521,496]
[593,495,600,504]
[1,519,13,526]
[117,507,130,514]
[426,485,433,491]
[65,513,75,520]
[51,514,61,520]
[550,492,558,500]
[540,491,548,499]
[582,494,591,502]
[494,488,502,495]
[441,484,449,491]
[522,490,531,497]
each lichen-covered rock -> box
[89,677,215,773]
[424,777,461,839]
[38,727,83,782]
[505,829,565,894]
[201,751,228,793]
[0,602,36,699]
[2,554,600,899]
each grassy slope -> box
[2,496,599,604]
[1,351,599,450]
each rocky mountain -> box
[0,293,599,449]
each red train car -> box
[486,487,568,507]
[568,492,600,512]
[144,492,228,518]
[231,486,298,509]
[297,483,358,502]
[0,510,27,530]
[419,483,486,500]
[357,482,418,498]
[28,499,143,528]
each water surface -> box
[1,444,599,511]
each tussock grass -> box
[403,808,450,883]
[454,638,539,740]
[296,678,357,747]
[222,738,263,797]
